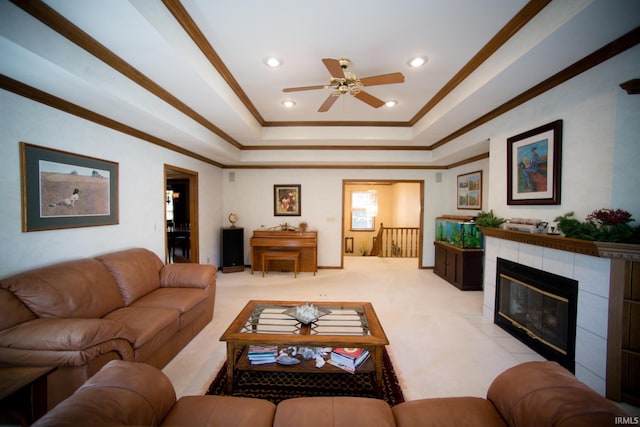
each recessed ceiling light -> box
[282,100,296,108]
[385,100,398,107]
[264,57,282,67]
[408,56,427,68]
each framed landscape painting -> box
[21,142,119,231]
[507,120,562,205]
[457,170,482,210]
[274,184,301,216]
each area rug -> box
[207,348,405,406]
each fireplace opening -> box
[495,258,578,372]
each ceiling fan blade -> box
[360,72,405,86]
[283,85,325,92]
[352,90,385,108]
[322,58,345,78]
[318,93,340,112]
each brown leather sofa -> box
[34,359,628,427]
[0,248,216,410]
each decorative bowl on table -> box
[283,303,331,324]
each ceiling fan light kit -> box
[282,56,405,112]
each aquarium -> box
[435,215,482,249]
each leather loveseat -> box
[34,359,628,427]
[0,248,216,409]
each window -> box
[351,190,378,230]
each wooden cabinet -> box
[434,241,483,290]
[221,227,244,273]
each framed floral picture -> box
[274,184,301,216]
[507,120,562,205]
[457,170,482,210]
[21,142,119,231]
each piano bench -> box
[262,250,300,278]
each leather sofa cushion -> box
[273,396,396,427]
[33,360,176,426]
[487,361,628,427]
[97,248,164,306]
[0,258,123,318]
[392,397,507,427]
[164,395,276,427]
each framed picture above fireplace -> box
[507,120,562,205]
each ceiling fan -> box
[282,57,405,112]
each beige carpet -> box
[163,256,548,401]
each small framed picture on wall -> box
[274,184,301,216]
[457,170,482,210]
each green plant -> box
[475,210,505,228]
[555,210,640,243]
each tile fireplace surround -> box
[482,230,614,395]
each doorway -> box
[164,165,199,264]
[342,180,424,268]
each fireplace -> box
[495,258,578,372]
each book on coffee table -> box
[330,348,370,370]
[248,345,278,364]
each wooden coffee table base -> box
[220,300,389,398]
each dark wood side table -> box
[0,366,56,426]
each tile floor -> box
[163,256,638,414]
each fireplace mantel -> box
[479,227,640,261]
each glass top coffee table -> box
[220,300,389,397]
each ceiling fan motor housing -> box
[282,56,403,111]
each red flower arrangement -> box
[585,208,634,226]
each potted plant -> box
[475,210,505,228]
[555,209,640,243]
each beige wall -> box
[343,182,421,256]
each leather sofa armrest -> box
[160,264,217,289]
[0,318,135,366]
[33,360,176,426]
[487,361,629,427]
[0,318,134,351]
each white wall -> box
[222,169,442,267]
[392,182,421,227]
[0,90,223,277]
[492,47,639,223]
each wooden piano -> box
[250,230,317,275]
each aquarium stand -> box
[433,241,483,291]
